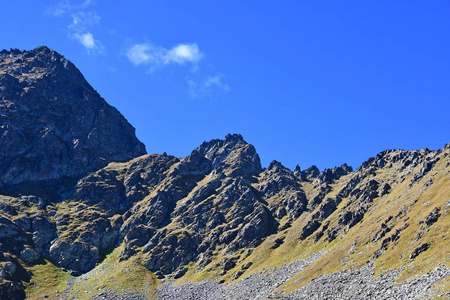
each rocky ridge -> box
[0,47,448,299]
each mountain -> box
[0,46,146,191]
[0,47,448,300]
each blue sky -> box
[1,1,449,171]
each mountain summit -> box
[0,46,146,189]
[0,48,448,299]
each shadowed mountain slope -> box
[0,46,146,190]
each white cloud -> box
[47,0,94,16]
[127,42,227,99]
[72,31,102,53]
[70,11,100,28]
[126,43,203,69]
[127,44,160,66]
[187,74,230,99]
[47,1,102,54]
[68,12,103,53]
[205,75,230,91]
[74,32,95,49]
[166,44,202,64]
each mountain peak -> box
[185,134,261,177]
[224,133,244,143]
[0,46,87,90]
[0,46,146,189]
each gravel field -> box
[155,254,449,300]
[61,254,449,300]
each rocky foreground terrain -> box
[0,47,448,299]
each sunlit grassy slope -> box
[25,245,158,299]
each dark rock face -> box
[0,46,146,188]
[300,165,320,181]
[425,208,440,226]
[19,248,39,264]
[373,224,408,259]
[259,160,308,220]
[410,243,430,259]
[410,158,439,186]
[317,164,353,184]
[378,183,391,197]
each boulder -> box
[20,248,40,264]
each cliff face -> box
[0,47,448,300]
[0,46,146,189]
